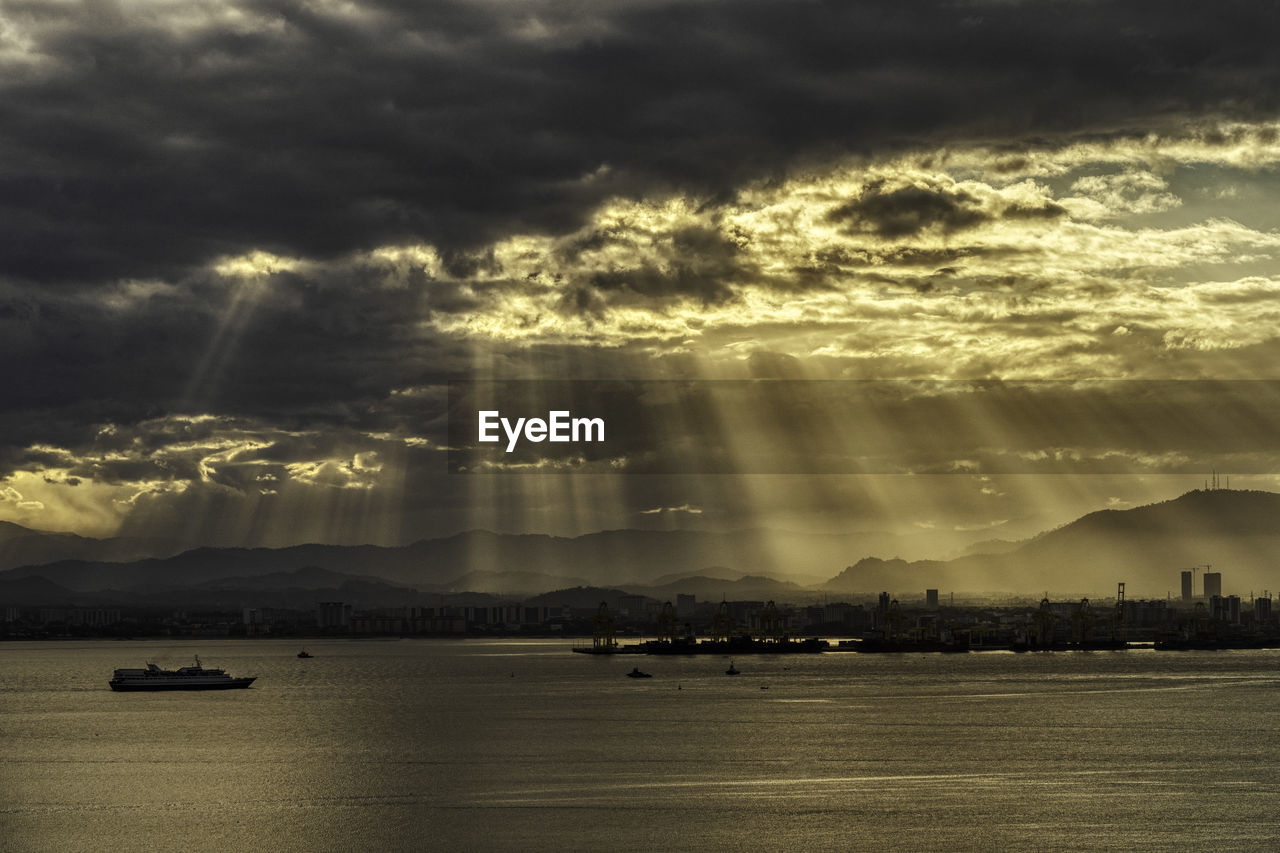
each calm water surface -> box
[4,639,1280,851]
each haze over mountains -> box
[1,489,1276,606]
[825,489,1280,597]
[0,527,903,599]
[0,521,181,574]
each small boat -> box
[725,662,740,675]
[297,650,312,659]
[626,667,652,678]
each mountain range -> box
[1,489,1276,605]
[0,521,180,573]
[0,527,905,596]
[824,489,1280,596]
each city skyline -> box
[7,6,1280,850]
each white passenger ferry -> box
[108,655,256,691]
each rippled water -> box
[4,639,1280,851]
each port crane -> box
[657,601,677,644]
[1071,598,1092,645]
[592,602,617,651]
[1113,582,1126,642]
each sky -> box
[4,0,1280,558]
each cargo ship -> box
[108,656,256,691]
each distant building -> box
[318,601,351,629]
[821,602,866,629]
[37,608,120,627]
[728,601,764,624]
[1208,595,1240,624]
[676,594,696,618]
[1256,597,1273,624]
[926,589,939,608]
[1121,598,1172,629]
[1181,570,1193,602]
[1203,572,1222,599]
[616,594,647,617]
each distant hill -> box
[140,572,420,610]
[623,573,813,602]
[6,489,1276,603]
[0,521,180,572]
[522,586,634,609]
[824,557,950,594]
[432,570,592,596]
[953,538,1021,558]
[646,566,745,586]
[0,528,911,594]
[191,565,391,591]
[825,490,1280,597]
[0,521,36,545]
[0,574,85,606]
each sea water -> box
[4,639,1280,851]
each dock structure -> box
[573,600,828,655]
[572,635,829,656]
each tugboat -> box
[108,656,256,691]
[626,667,652,678]
[297,650,312,659]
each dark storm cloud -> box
[794,245,1026,280]
[828,182,991,238]
[1000,201,1068,221]
[826,180,1065,240]
[578,226,742,303]
[586,263,731,301]
[3,0,1280,288]
[0,257,472,478]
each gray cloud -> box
[828,183,991,238]
[3,0,1280,288]
[4,0,1280,544]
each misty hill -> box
[0,574,86,606]
[173,580,421,610]
[992,488,1280,594]
[0,521,180,572]
[0,527,912,594]
[953,538,1021,558]
[646,566,745,586]
[523,586,634,609]
[826,489,1280,597]
[191,566,394,591]
[0,521,36,544]
[8,489,1276,603]
[824,557,951,594]
[141,571,420,610]
[431,570,593,597]
[0,564,421,610]
[623,573,813,602]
